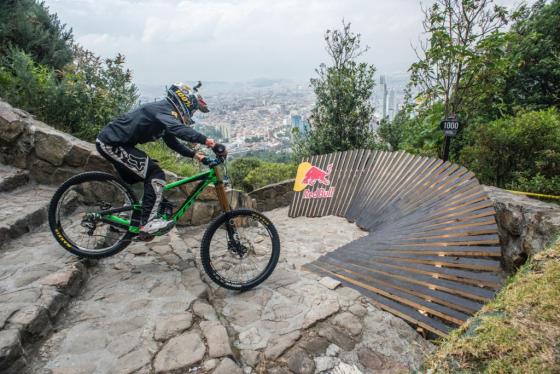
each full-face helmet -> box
[166,83,209,124]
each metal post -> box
[442,136,451,162]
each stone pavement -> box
[181,208,433,373]
[0,163,433,374]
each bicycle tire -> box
[200,209,281,291]
[48,171,138,258]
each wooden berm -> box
[289,150,503,337]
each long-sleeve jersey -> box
[97,99,207,158]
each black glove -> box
[212,143,228,158]
[200,157,212,166]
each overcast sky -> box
[43,0,526,85]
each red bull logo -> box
[294,162,335,199]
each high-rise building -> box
[379,75,388,119]
[219,124,230,142]
[290,114,309,139]
[388,89,396,120]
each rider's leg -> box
[140,161,175,234]
[95,140,174,234]
[95,140,147,184]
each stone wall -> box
[484,186,560,272]
[0,99,254,226]
[249,179,294,212]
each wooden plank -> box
[313,262,470,325]
[359,251,502,271]
[332,247,503,288]
[319,255,496,302]
[307,263,458,334]
[308,260,484,314]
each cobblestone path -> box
[0,163,432,374]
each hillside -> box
[425,239,560,373]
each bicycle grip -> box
[212,143,227,157]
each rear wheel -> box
[200,209,280,291]
[48,172,138,258]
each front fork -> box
[214,166,244,256]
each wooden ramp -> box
[289,150,503,337]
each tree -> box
[294,21,377,158]
[0,0,73,70]
[377,109,409,150]
[504,0,560,110]
[409,0,509,117]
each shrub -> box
[460,109,560,194]
[0,47,138,142]
[228,158,296,192]
[244,163,296,191]
[139,141,199,177]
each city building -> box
[290,114,310,139]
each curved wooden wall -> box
[289,150,503,337]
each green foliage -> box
[505,0,560,110]
[399,103,446,158]
[376,109,409,151]
[0,47,138,141]
[425,239,560,373]
[460,109,560,193]
[228,157,296,192]
[234,149,294,163]
[295,21,378,158]
[409,0,509,117]
[508,173,560,198]
[139,141,198,177]
[244,163,296,191]
[0,0,74,70]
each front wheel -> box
[200,209,280,291]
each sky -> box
[43,0,526,85]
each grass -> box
[424,238,560,374]
[139,140,199,177]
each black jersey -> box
[97,99,207,158]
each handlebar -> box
[193,81,202,92]
[200,143,227,167]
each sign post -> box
[439,117,460,161]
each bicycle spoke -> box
[207,214,274,286]
[56,179,133,253]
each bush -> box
[0,47,138,142]
[244,163,296,191]
[139,141,199,177]
[399,103,446,158]
[460,109,560,194]
[228,158,296,192]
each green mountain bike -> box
[48,146,280,291]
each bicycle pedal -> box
[135,233,155,242]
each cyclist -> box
[96,83,213,236]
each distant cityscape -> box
[137,74,407,156]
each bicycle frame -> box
[101,165,230,234]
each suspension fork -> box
[213,166,241,252]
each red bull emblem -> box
[293,162,335,199]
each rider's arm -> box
[155,112,207,145]
[162,133,196,158]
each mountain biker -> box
[96,83,213,236]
